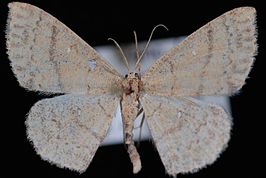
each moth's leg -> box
[138,63,141,76]
[180,97,200,107]
[132,107,145,147]
[120,98,127,150]
[137,112,145,148]
[133,107,144,129]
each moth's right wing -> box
[26,94,118,172]
[6,2,122,94]
[142,7,257,97]
[141,95,231,176]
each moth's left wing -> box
[6,2,122,94]
[142,7,257,97]
[141,94,231,176]
[26,94,118,172]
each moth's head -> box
[125,72,140,79]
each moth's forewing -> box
[6,2,122,94]
[142,7,257,97]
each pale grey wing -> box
[142,7,257,97]
[141,95,231,176]
[26,94,118,172]
[6,2,122,94]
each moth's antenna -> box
[108,38,130,73]
[133,31,141,74]
[134,31,140,59]
[134,24,168,72]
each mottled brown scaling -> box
[6,2,257,177]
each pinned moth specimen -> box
[6,2,257,176]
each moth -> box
[6,2,257,176]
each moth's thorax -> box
[122,73,142,96]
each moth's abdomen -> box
[121,75,142,173]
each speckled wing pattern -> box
[6,3,257,176]
[26,94,118,172]
[141,7,257,176]
[141,95,231,176]
[142,7,257,97]
[6,2,122,95]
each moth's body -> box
[6,2,257,177]
[121,72,142,173]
